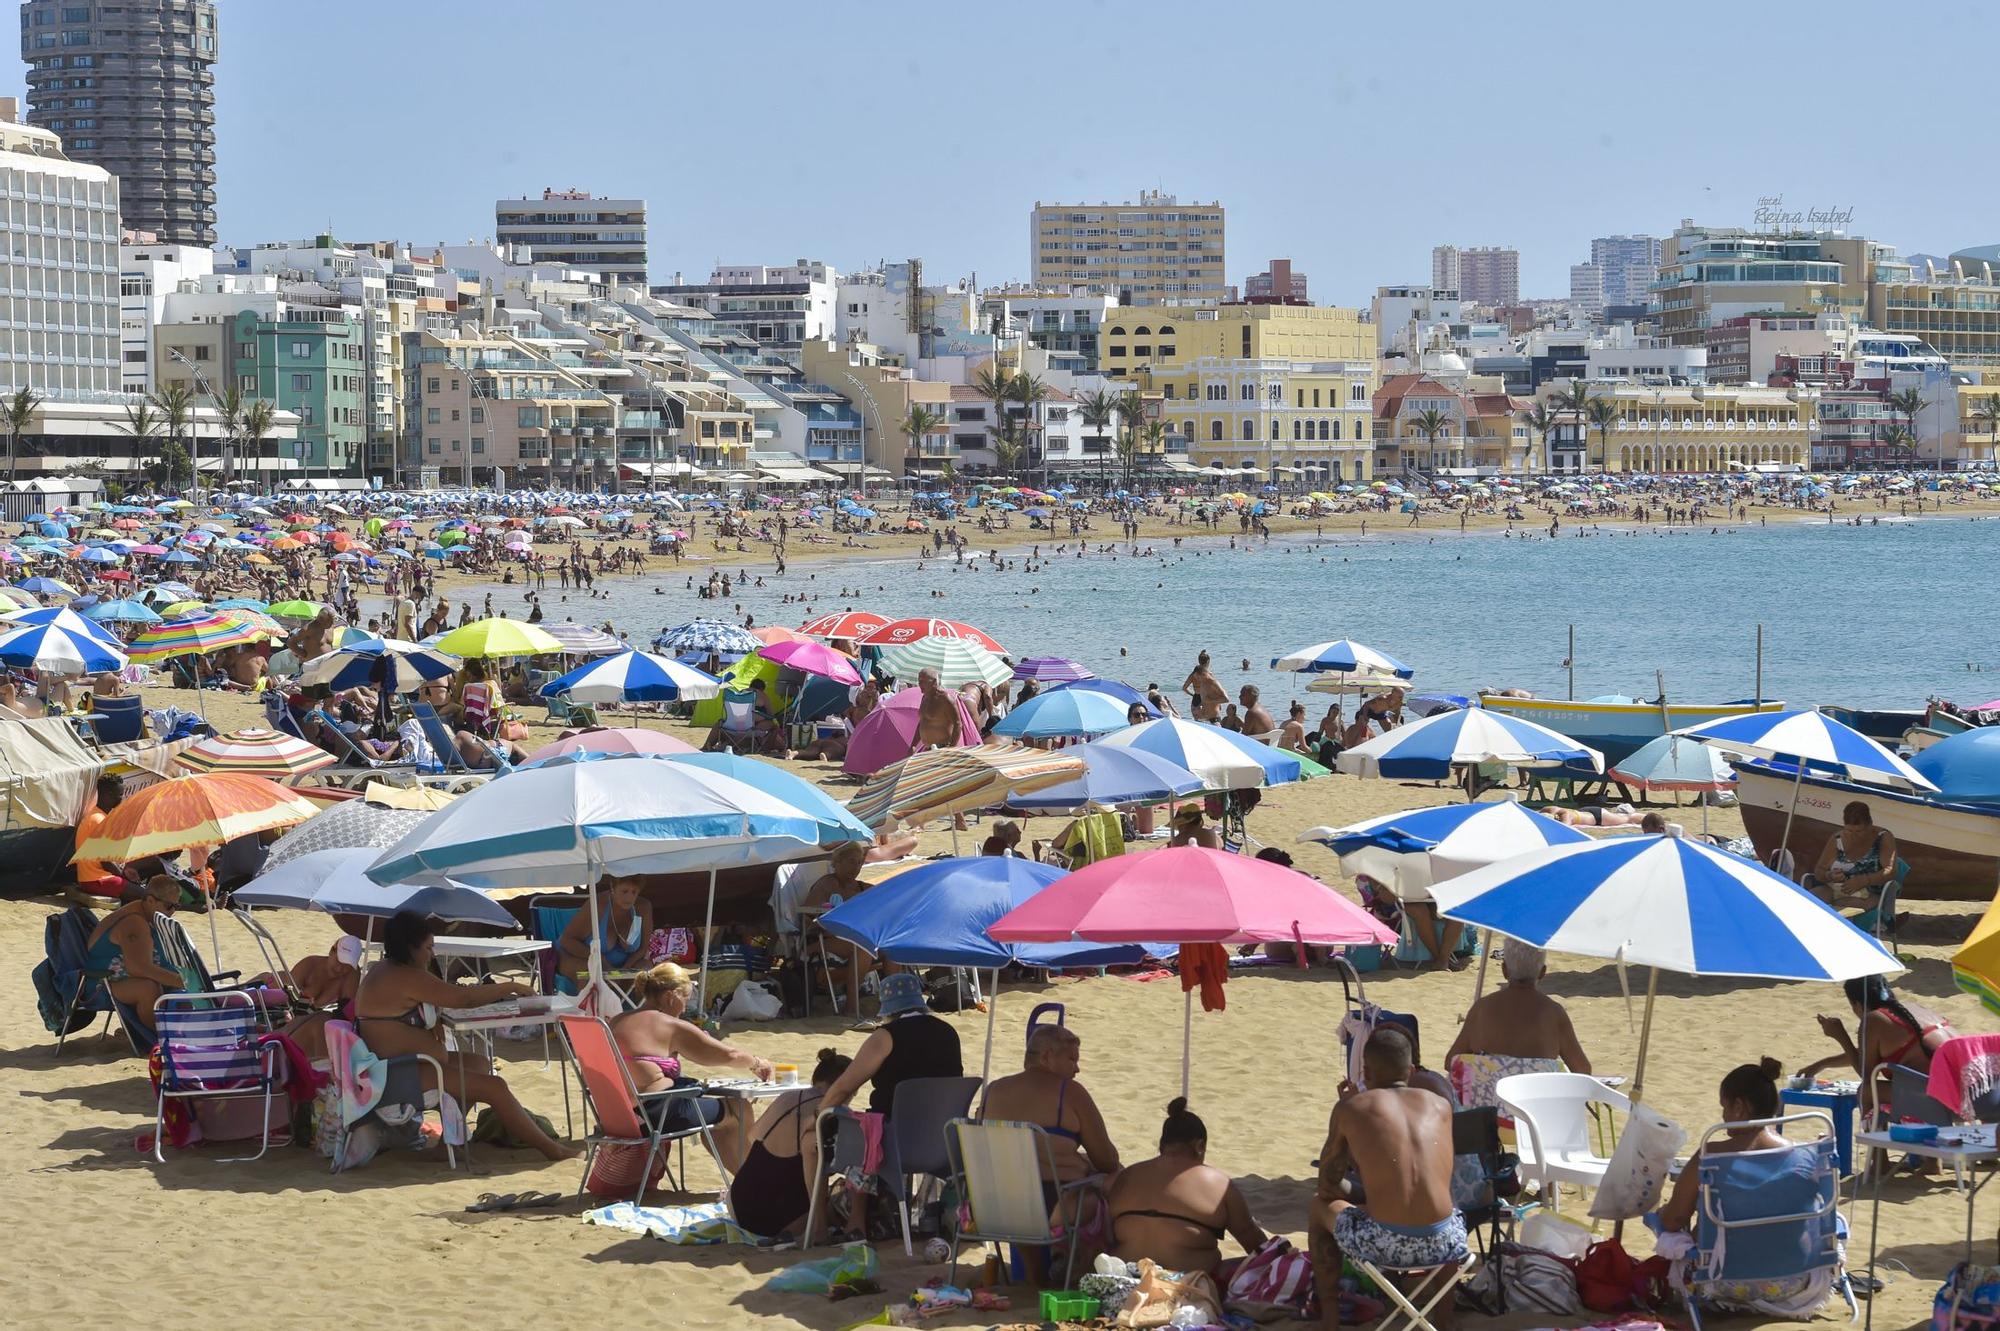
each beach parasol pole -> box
[977,967,1000,1091]
[697,866,717,1025]
[1182,987,1193,1100]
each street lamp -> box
[166,348,212,505]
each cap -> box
[876,971,929,1018]
[333,935,365,967]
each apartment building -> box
[0,97,119,398]
[495,189,647,287]
[653,259,839,360]
[1030,191,1226,306]
[1432,245,1519,307]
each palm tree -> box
[1974,393,2000,468]
[1889,386,1929,468]
[1411,405,1450,471]
[1136,421,1166,492]
[149,382,195,492]
[117,400,162,482]
[237,398,276,489]
[1878,422,1916,467]
[1114,390,1147,488]
[207,381,244,499]
[1585,397,1619,471]
[1524,402,1561,473]
[1,387,41,488]
[900,405,946,474]
[1079,388,1119,493]
[1011,372,1050,488]
[973,364,1016,475]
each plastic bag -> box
[1589,1103,1687,1220]
[723,979,782,1022]
[766,1241,880,1295]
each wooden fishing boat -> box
[1731,760,2000,900]
[1477,695,1787,767]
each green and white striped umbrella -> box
[877,636,1012,689]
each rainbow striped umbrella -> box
[846,742,1085,830]
[174,727,336,779]
[125,609,278,663]
[73,771,321,863]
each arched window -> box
[1108,326,1126,336]
[1239,384,1254,401]
[1292,421,1302,440]
[1353,418,1364,440]
[1210,420,1223,441]
[1157,324,1175,335]
[1133,325,1151,335]
[1319,420,1330,440]
[1271,419,1280,440]
[1242,419,1255,440]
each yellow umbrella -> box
[1953,894,2000,1015]
[434,617,564,658]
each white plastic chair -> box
[1496,1071,1633,1212]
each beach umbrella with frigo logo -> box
[796,608,891,642]
[856,616,1006,654]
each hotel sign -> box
[1754,195,1854,229]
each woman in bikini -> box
[354,911,576,1161]
[979,1024,1121,1268]
[729,1048,850,1240]
[555,875,654,989]
[609,962,773,1170]
[84,874,185,1029]
[1803,975,1953,1170]
[1107,1098,1267,1278]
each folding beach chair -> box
[38,905,116,1054]
[943,1117,1100,1288]
[150,990,286,1163]
[531,894,585,996]
[1849,857,1911,945]
[1451,1106,1521,1258]
[805,1076,980,1256]
[715,688,758,753]
[561,1011,731,1205]
[1347,1224,1478,1331]
[85,694,147,744]
[1684,1113,1855,1329]
[413,702,510,775]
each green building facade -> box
[230,309,367,476]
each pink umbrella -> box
[130,543,169,556]
[989,847,1395,1095]
[758,638,863,687]
[524,726,698,764]
[841,688,979,776]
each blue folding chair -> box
[1685,1113,1856,1329]
[87,694,147,744]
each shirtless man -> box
[1239,685,1276,738]
[1443,942,1591,1074]
[1308,1029,1467,1331]
[1340,688,1406,750]
[1181,651,1226,722]
[291,607,336,663]
[914,668,959,749]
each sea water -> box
[471,516,2000,711]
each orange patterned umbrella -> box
[73,771,322,863]
[174,727,336,779]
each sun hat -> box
[876,971,929,1018]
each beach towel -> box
[1450,1053,1564,1116]
[1178,943,1230,1013]
[1929,1034,2000,1119]
[583,1201,755,1246]
[1058,812,1125,868]
[324,1020,463,1151]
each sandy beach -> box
[3,668,1985,1330]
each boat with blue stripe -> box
[1477,695,1787,767]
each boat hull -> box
[1479,696,1787,767]
[1731,763,2000,900]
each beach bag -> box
[1225,1236,1317,1321]
[1465,1241,1581,1316]
[194,1094,290,1144]
[1575,1238,1671,1313]
[1588,1103,1687,1220]
[1935,1263,2000,1331]
[586,1142,668,1198]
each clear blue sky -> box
[18,0,1998,304]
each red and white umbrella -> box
[856,617,1006,654]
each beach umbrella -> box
[538,649,723,704]
[1952,894,2000,1017]
[366,752,872,1006]
[797,609,891,641]
[538,621,626,656]
[1336,709,1602,784]
[262,798,443,872]
[846,742,1085,835]
[82,598,162,625]
[1003,742,1206,813]
[841,689,982,776]
[126,609,277,664]
[266,599,324,620]
[1430,835,1901,1104]
[4,603,124,648]
[1676,708,1937,867]
[751,626,814,648]
[299,636,463,695]
[757,638,864,687]
[1094,717,1300,791]
[877,637,1012,688]
[821,856,1150,1082]
[15,575,77,598]
[175,727,337,779]
[992,686,1136,738]
[0,617,127,675]
[1011,656,1095,683]
[524,727,699,765]
[1270,638,1415,678]
[988,846,1396,1095]
[857,616,1006,654]
[1300,800,1590,898]
[654,617,763,657]
[433,617,564,659]
[233,847,515,929]
[1043,678,1161,719]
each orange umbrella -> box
[74,771,321,863]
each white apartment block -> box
[1431,245,1519,308]
[0,97,119,398]
[1589,234,1662,308]
[120,238,212,393]
[495,189,648,288]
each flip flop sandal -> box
[465,1192,520,1213]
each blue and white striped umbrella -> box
[1430,835,1900,983]
[6,604,125,648]
[1270,638,1414,677]
[1336,708,1602,780]
[653,618,763,657]
[1301,800,1590,897]
[0,617,127,675]
[992,686,1136,738]
[1094,717,1301,791]
[538,649,723,705]
[299,636,462,695]
[1675,708,1936,792]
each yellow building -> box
[1586,383,1812,473]
[1872,276,2000,370]
[1948,378,2000,468]
[1099,303,1371,380]
[1137,357,1376,483]
[801,339,951,478]
[1030,192,1224,306]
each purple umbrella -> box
[1012,656,1095,683]
[756,637,863,687]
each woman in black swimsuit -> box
[1106,1098,1267,1277]
[728,1048,850,1239]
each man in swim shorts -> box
[1309,1028,1466,1328]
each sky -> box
[14,0,2000,305]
